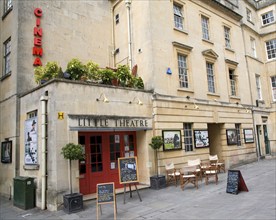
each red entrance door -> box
[79,131,136,195]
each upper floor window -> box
[246,8,252,22]
[224,26,231,49]
[229,69,237,96]
[115,14,119,25]
[3,37,11,77]
[173,4,184,30]
[250,37,257,58]
[206,62,215,93]
[183,123,193,152]
[271,76,276,101]
[261,11,274,26]
[265,39,276,60]
[178,54,188,88]
[255,75,262,100]
[3,0,12,14]
[201,15,210,40]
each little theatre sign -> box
[69,115,152,131]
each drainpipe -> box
[241,26,259,161]
[40,94,48,209]
[125,0,133,70]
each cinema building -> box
[0,0,275,211]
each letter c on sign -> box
[34,8,42,17]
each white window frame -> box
[173,3,184,30]
[250,37,257,58]
[246,8,252,22]
[178,54,189,88]
[235,124,241,146]
[255,75,262,100]
[271,76,276,101]
[265,39,276,60]
[201,15,210,40]
[3,37,11,77]
[229,69,237,96]
[3,0,12,14]
[224,26,231,49]
[206,62,215,93]
[261,11,275,26]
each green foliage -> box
[133,76,144,89]
[99,68,115,85]
[149,136,164,150]
[34,61,62,84]
[61,143,84,161]
[86,61,100,81]
[66,58,87,80]
[116,65,133,87]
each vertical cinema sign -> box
[33,8,43,66]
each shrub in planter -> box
[61,143,85,213]
[133,76,144,89]
[86,61,101,82]
[34,61,62,84]
[66,58,87,80]
[99,68,115,85]
[116,65,133,87]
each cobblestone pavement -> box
[1,158,275,220]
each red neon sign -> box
[33,8,43,66]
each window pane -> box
[178,54,188,88]
[201,16,209,40]
[206,63,215,93]
[184,123,193,151]
[266,39,276,60]
[173,4,183,30]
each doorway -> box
[207,124,223,159]
[78,131,137,195]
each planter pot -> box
[150,175,166,190]
[63,193,83,214]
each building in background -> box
[0,0,275,211]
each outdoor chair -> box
[204,163,219,185]
[209,154,225,173]
[187,158,202,181]
[180,165,198,190]
[165,161,181,187]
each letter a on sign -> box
[58,112,64,120]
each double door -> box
[79,131,136,195]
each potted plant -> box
[61,143,85,214]
[116,65,132,87]
[99,68,115,85]
[149,136,166,190]
[34,61,62,84]
[65,58,87,80]
[86,61,101,82]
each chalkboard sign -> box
[118,157,139,184]
[97,182,115,204]
[226,170,240,194]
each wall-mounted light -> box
[194,102,199,109]
[129,97,143,105]
[186,96,190,100]
[96,93,109,103]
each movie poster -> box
[24,117,38,164]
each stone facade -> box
[0,0,275,211]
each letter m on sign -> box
[33,47,43,57]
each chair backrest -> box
[187,158,201,167]
[165,161,175,170]
[209,155,218,161]
[181,165,197,175]
[209,155,218,165]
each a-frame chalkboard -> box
[226,170,248,194]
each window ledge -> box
[23,164,40,170]
[173,27,188,35]
[2,6,13,20]
[229,96,241,100]
[225,47,235,53]
[0,72,11,81]
[202,39,214,45]
[207,93,220,97]
[261,21,276,28]
[177,88,194,93]
[265,58,276,64]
